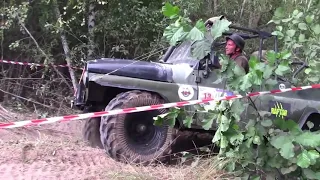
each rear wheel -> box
[83,117,103,149]
[99,90,176,164]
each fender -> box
[86,74,181,106]
[298,107,320,129]
[84,77,185,128]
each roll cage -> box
[160,24,308,80]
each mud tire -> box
[99,90,176,165]
[83,117,103,149]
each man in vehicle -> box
[205,17,249,74]
[225,33,249,74]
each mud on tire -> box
[99,90,176,164]
[83,117,103,149]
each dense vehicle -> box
[72,23,320,164]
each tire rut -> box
[0,144,121,179]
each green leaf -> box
[183,116,193,128]
[153,114,165,126]
[265,51,277,65]
[270,134,295,159]
[212,128,221,143]
[202,118,214,130]
[280,165,297,175]
[194,19,206,32]
[187,27,204,41]
[240,73,252,91]
[220,135,228,148]
[230,100,245,115]
[265,79,278,88]
[163,25,188,46]
[312,24,320,35]
[295,131,320,148]
[164,112,178,127]
[220,115,230,132]
[274,7,285,18]
[210,19,232,40]
[305,15,314,24]
[280,141,295,159]
[261,119,273,127]
[308,76,319,83]
[229,133,244,146]
[307,150,320,165]
[187,20,205,41]
[275,64,290,76]
[286,29,296,37]
[191,39,211,60]
[263,66,275,79]
[292,9,299,16]
[162,2,180,18]
[272,31,284,37]
[281,52,291,59]
[303,169,320,180]
[234,64,246,76]
[297,150,311,168]
[298,23,307,30]
[298,34,306,42]
[249,55,259,69]
[305,68,312,74]
[254,62,265,71]
[282,18,292,22]
[253,135,261,145]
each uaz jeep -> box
[72,24,319,164]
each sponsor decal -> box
[198,87,234,111]
[178,85,194,100]
[279,83,286,90]
[269,101,290,119]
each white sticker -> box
[198,87,234,111]
[279,83,286,90]
[178,85,195,100]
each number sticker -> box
[198,87,233,111]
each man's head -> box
[225,34,245,56]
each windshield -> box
[166,41,199,66]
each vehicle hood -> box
[86,58,173,82]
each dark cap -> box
[226,33,245,50]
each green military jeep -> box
[72,24,319,164]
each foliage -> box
[269,1,320,85]
[157,2,320,179]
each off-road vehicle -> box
[72,21,319,164]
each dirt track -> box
[0,118,204,180]
[0,110,223,180]
[0,119,184,180]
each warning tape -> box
[0,59,83,70]
[0,83,319,129]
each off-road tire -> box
[99,90,176,165]
[83,117,103,149]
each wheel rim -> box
[124,110,167,155]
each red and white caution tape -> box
[0,84,319,129]
[0,59,83,70]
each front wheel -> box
[99,90,176,165]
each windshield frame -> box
[165,41,199,66]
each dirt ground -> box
[0,111,230,180]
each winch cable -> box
[105,47,169,76]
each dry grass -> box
[104,156,235,180]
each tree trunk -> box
[213,0,218,14]
[52,0,77,91]
[87,0,96,60]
